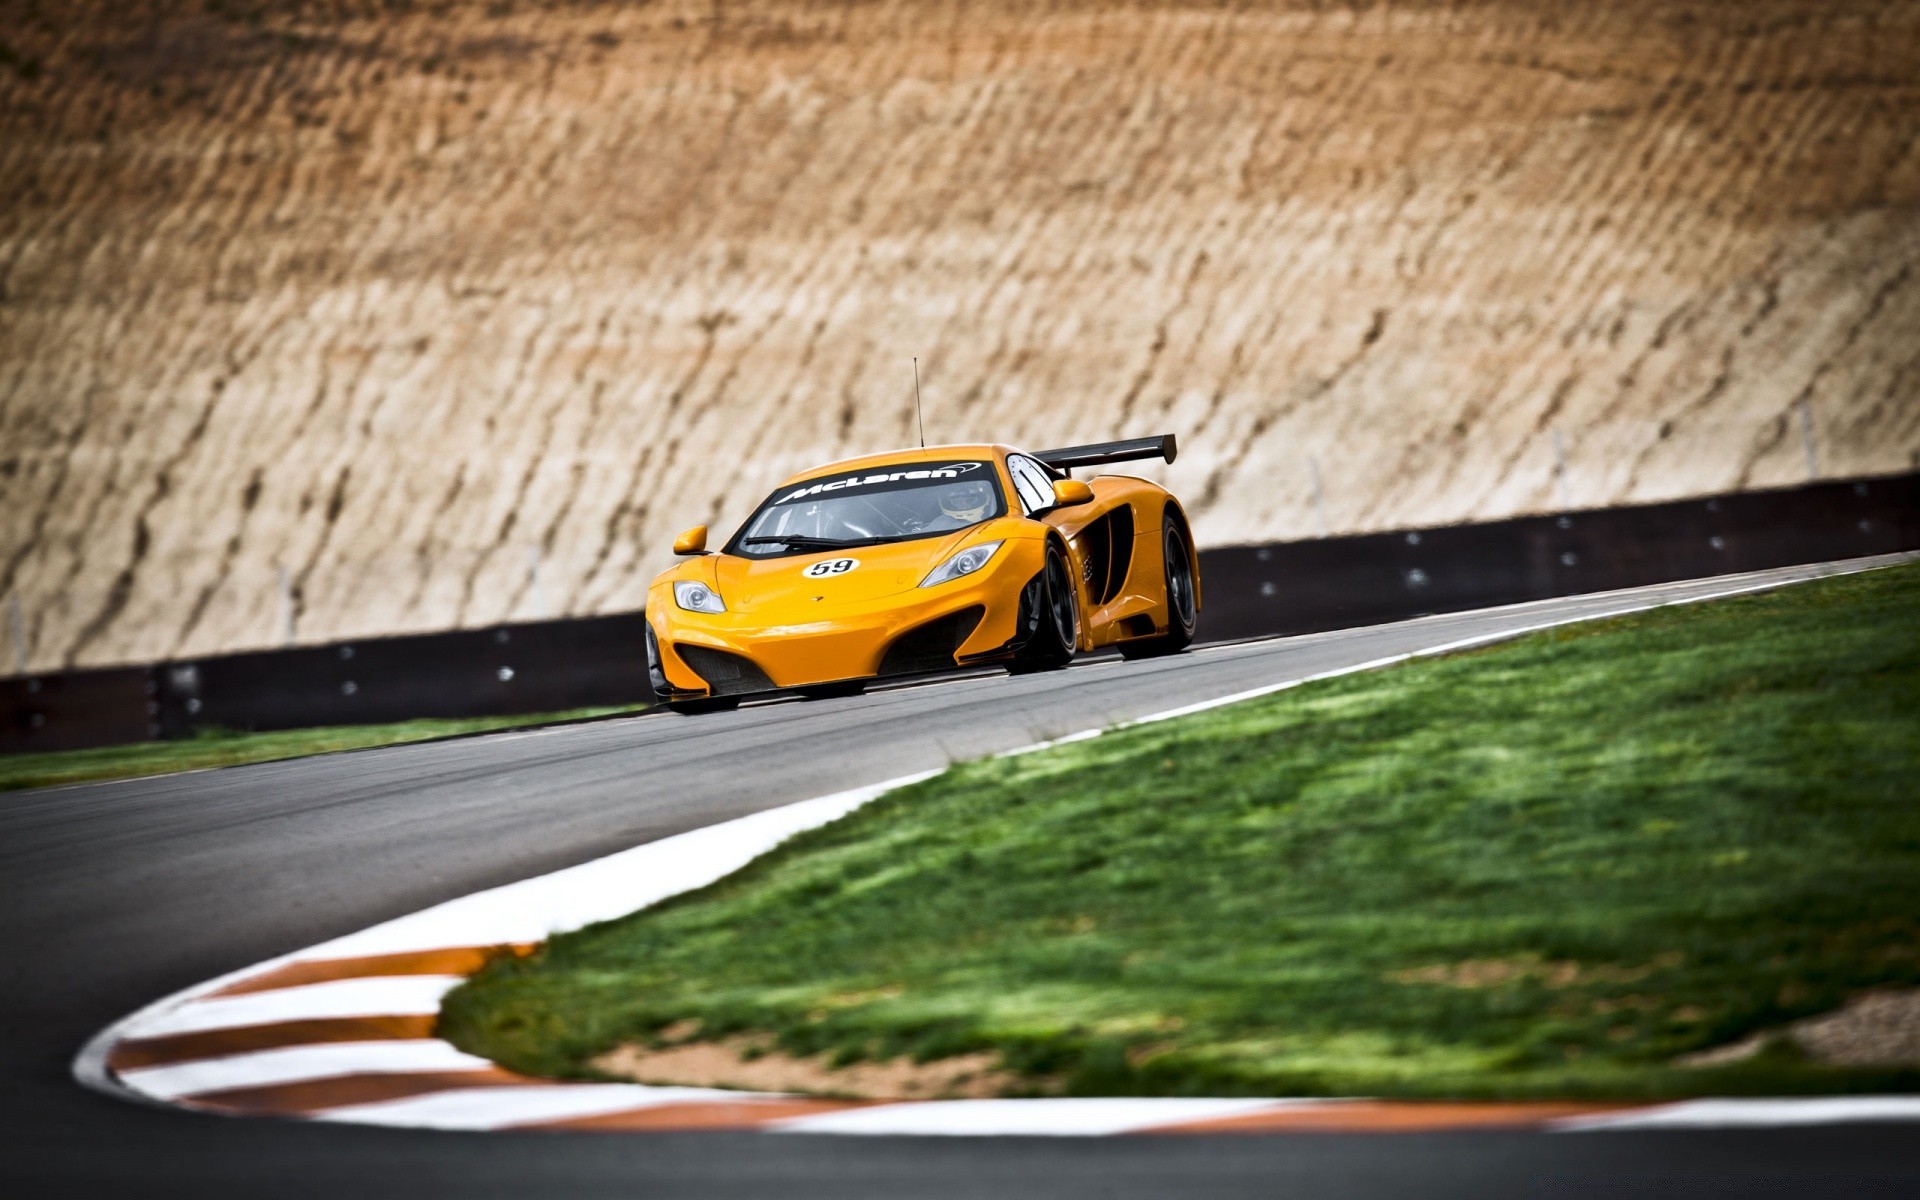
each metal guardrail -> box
[1199,472,1920,641]
[5,472,1916,755]
[1,614,655,754]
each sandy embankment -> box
[2,1,1916,671]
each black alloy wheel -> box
[1009,540,1079,674]
[1120,516,1198,660]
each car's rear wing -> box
[1031,434,1178,474]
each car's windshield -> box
[726,459,1007,558]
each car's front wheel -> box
[1009,540,1079,674]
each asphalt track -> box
[5,557,1918,1198]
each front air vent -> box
[878,607,985,677]
[674,645,776,697]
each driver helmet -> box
[938,479,994,523]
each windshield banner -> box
[777,461,989,505]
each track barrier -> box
[6,471,1917,755]
[1200,471,1920,641]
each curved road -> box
[5,558,1917,1198]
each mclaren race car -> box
[645,435,1199,713]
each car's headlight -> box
[673,580,726,613]
[920,540,1004,588]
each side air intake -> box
[1032,434,1177,473]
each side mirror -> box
[672,525,709,556]
[1051,479,1095,509]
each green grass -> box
[0,705,649,793]
[441,564,1920,1100]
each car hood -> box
[708,528,992,613]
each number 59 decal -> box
[802,557,860,578]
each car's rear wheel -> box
[1009,541,1079,674]
[1120,517,1198,660]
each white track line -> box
[1048,565,1882,742]
[75,555,1920,1133]
[120,976,465,1039]
[772,1098,1302,1136]
[119,1041,497,1100]
[305,771,943,962]
[316,1084,764,1131]
[1555,1097,1920,1130]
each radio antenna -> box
[912,357,926,448]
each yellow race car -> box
[645,436,1199,713]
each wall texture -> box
[3,0,1917,671]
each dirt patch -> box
[1676,1032,1773,1068]
[1679,988,1920,1069]
[591,1034,1016,1100]
[1794,989,1920,1066]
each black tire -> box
[797,681,866,700]
[644,623,673,699]
[1119,517,1198,660]
[667,695,741,715]
[1008,540,1079,674]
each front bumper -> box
[649,538,1049,697]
